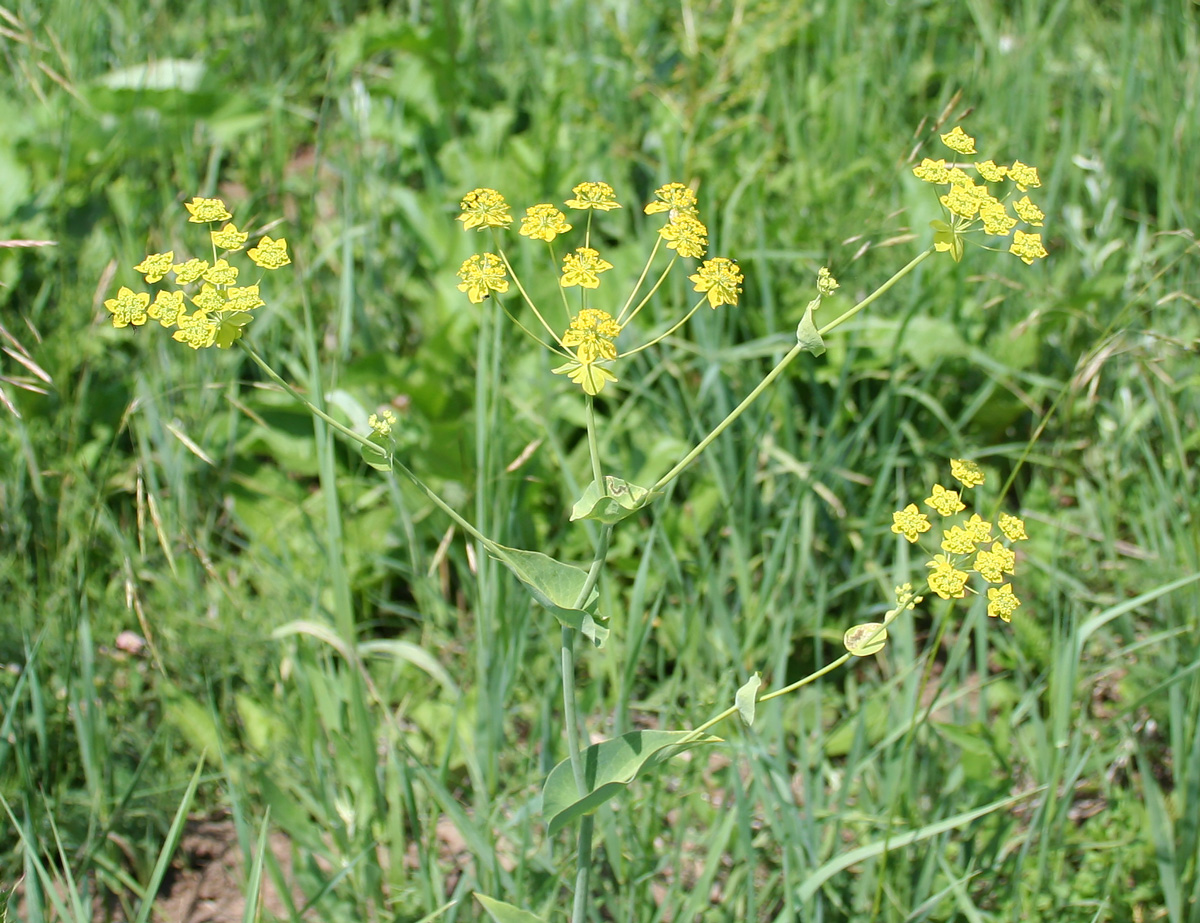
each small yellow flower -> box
[1007,161,1041,191]
[940,182,985,219]
[891,504,932,543]
[817,267,838,296]
[518,204,572,242]
[689,257,743,308]
[191,283,227,312]
[147,290,186,327]
[964,513,993,544]
[565,181,621,211]
[925,483,965,516]
[211,223,249,250]
[369,410,397,437]
[1013,196,1044,227]
[644,182,698,217]
[456,253,509,303]
[202,258,239,285]
[171,309,219,349]
[247,236,291,269]
[562,308,621,361]
[457,188,513,230]
[1009,229,1048,265]
[940,525,978,555]
[560,247,614,289]
[926,554,969,599]
[184,197,232,223]
[949,458,985,488]
[998,513,1028,541]
[974,160,1008,182]
[658,215,708,258]
[173,258,210,284]
[987,584,1020,622]
[225,284,265,312]
[913,158,950,184]
[973,548,1005,584]
[980,202,1018,236]
[940,126,977,155]
[134,251,175,283]
[105,286,150,328]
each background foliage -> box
[2,0,1199,920]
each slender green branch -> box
[817,247,934,336]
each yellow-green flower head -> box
[211,223,249,250]
[913,158,951,184]
[247,236,291,270]
[980,201,1018,236]
[560,247,614,289]
[173,258,209,284]
[940,126,977,155]
[134,251,174,283]
[644,182,698,218]
[147,290,185,327]
[185,196,232,223]
[658,214,708,258]
[565,181,621,211]
[977,541,1016,578]
[1007,161,1041,191]
[1009,229,1048,265]
[1013,196,1044,227]
[457,187,513,230]
[974,160,1008,182]
[105,286,150,328]
[369,410,397,437]
[817,267,839,296]
[518,204,572,242]
[926,554,969,599]
[940,182,986,220]
[226,284,265,311]
[562,308,621,361]
[202,258,239,285]
[949,458,985,488]
[891,504,931,543]
[456,253,509,303]
[191,283,227,312]
[689,257,743,308]
[964,513,993,544]
[998,513,1028,541]
[987,584,1020,621]
[940,524,978,555]
[172,309,218,349]
[925,483,965,516]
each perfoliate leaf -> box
[843,622,888,656]
[542,730,721,835]
[474,894,546,923]
[796,296,825,356]
[488,544,608,647]
[360,432,391,471]
[735,673,762,726]
[570,476,658,523]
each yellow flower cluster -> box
[454,183,743,395]
[890,458,1028,621]
[913,127,1048,265]
[104,197,290,349]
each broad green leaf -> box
[542,730,720,835]
[474,893,546,923]
[360,432,391,471]
[796,296,825,356]
[843,622,888,656]
[570,476,658,523]
[489,544,608,647]
[735,673,762,726]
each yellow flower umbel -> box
[106,196,291,349]
[892,460,1029,622]
[453,181,741,396]
[913,126,1048,266]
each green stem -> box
[650,247,935,495]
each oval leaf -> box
[843,622,888,656]
[796,297,826,356]
[474,893,546,923]
[488,544,608,647]
[570,476,658,523]
[542,730,721,836]
[735,673,762,726]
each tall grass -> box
[2,0,1198,920]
